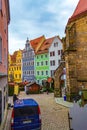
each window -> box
[50,51,55,56]
[15,74,17,78]
[45,61,48,65]
[37,71,39,75]
[51,70,54,76]
[4,14,6,33]
[46,71,48,75]
[58,60,60,64]
[4,48,7,67]
[41,71,44,75]
[19,74,21,78]
[50,60,55,66]
[41,61,43,66]
[58,50,60,55]
[50,52,52,56]
[45,54,47,58]
[54,42,58,47]
[0,37,2,63]
[41,55,43,58]
[37,62,39,66]
[37,80,39,84]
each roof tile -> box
[36,37,55,54]
[69,0,87,22]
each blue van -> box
[11,99,41,130]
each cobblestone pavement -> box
[19,92,69,130]
[6,92,69,130]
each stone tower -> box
[64,0,87,101]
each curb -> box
[55,98,73,108]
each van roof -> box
[14,98,38,108]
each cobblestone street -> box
[18,92,69,130]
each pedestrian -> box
[47,88,49,94]
[13,94,18,104]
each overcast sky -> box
[9,0,79,54]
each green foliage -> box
[8,85,14,96]
[42,86,54,93]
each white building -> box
[49,36,63,77]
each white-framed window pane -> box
[46,71,48,75]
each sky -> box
[9,0,79,54]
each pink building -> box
[0,0,10,128]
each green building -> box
[35,37,54,85]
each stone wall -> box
[64,14,87,100]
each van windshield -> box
[14,106,38,117]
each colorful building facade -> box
[22,38,35,82]
[49,36,63,77]
[35,53,49,85]
[22,35,45,83]
[0,0,10,129]
[35,36,63,85]
[8,50,22,83]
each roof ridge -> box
[68,0,87,23]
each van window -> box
[14,106,38,117]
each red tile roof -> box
[30,35,45,51]
[36,37,55,54]
[69,0,87,23]
[10,51,17,62]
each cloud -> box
[9,0,79,54]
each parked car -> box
[11,98,41,130]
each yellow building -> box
[8,50,22,83]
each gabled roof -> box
[10,51,17,62]
[68,0,87,23]
[30,35,45,52]
[36,37,55,54]
[10,50,22,63]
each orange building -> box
[0,0,10,128]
